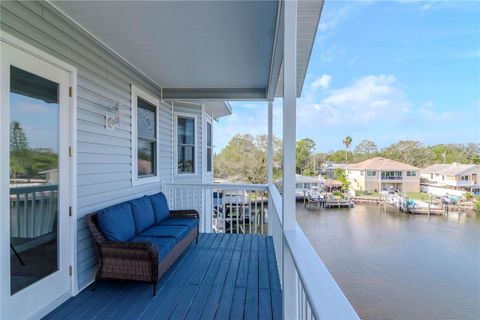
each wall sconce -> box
[106,101,122,130]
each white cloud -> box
[298,74,412,128]
[318,45,346,63]
[311,74,332,90]
[416,101,454,122]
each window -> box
[206,120,212,172]
[381,171,402,180]
[367,170,376,176]
[177,115,195,174]
[131,86,159,185]
[407,171,417,177]
[461,175,469,181]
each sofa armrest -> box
[169,209,199,220]
[99,241,159,263]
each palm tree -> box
[343,136,352,164]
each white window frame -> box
[131,85,160,186]
[205,117,213,174]
[174,112,198,175]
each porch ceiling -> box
[50,1,323,100]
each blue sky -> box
[215,0,480,153]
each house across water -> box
[345,157,421,193]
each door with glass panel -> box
[1,41,71,319]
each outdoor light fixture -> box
[106,100,122,130]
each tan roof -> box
[345,157,419,171]
[422,164,480,176]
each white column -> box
[268,100,274,186]
[282,0,297,231]
[282,1,299,319]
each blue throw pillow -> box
[149,192,170,223]
[130,196,155,234]
[97,202,135,242]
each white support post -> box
[268,100,274,186]
[282,0,298,319]
[282,0,297,231]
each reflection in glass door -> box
[9,66,60,294]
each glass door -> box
[1,41,72,319]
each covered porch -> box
[45,233,282,320]
[0,1,359,319]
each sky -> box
[214,0,480,153]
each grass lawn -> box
[355,191,380,198]
[406,192,430,201]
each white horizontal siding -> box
[1,0,171,291]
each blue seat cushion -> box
[160,218,198,229]
[130,236,176,260]
[97,202,135,242]
[139,225,191,241]
[148,192,170,223]
[130,196,155,234]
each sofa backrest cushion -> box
[149,192,170,223]
[97,202,135,242]
[130,196,155,234]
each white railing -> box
[267,183,359,320]
[163,182,269,235]
[162,182,358,319]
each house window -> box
[407,171,417,177]
[367,170,376,176]
[177,115,195,174]
[381,171,402,180]
[461,175,469,181]
[206,121,212,172]
[131,86,160,185]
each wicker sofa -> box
[86,192,199,296]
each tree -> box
[354,139,378,160]
[10,121,28,152]
[342,136,352,164]
[334,168,349,191]
[296,138,315,175]
[214,134,283,184]
[382,140,434,167]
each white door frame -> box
[0,32,77,320]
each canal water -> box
[297,203,480,320]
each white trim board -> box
[131,84,161,186]
[174,111,199,176]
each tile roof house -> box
[345,157,420,193]
[421,164,480,192]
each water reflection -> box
[297,203,480,320]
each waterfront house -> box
[0,1,358,319]
[421,163,480,194]
[345,157,420,193]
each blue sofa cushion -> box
[130,196,155,234]
[130,236,176,260]
[160,218,198,229]
[97,202,135,242]
[139,225,192,241]
[149,192,170,223]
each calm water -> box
[297,203,480,320]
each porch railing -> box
[162,183,269,234]
[163,182,358,319]
[267,183,359,320]
[9,184,58,238]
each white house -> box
[421,163,480,193]
[0,1,358,319]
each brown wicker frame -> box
[86,209,199,296]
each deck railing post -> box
[283,0,298,318]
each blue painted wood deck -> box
[44,233,282,320]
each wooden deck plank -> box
[258,236,270,290]
[184,235,234,319]
[43,234,282,320]
[259,288,273,320]
[229,287,247,320]
[244,236,259,320]
[138,234,217,319]
[171,235,231,319]
[235,235,252,288]
[199,235,238,320]
[213,236,245,320]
